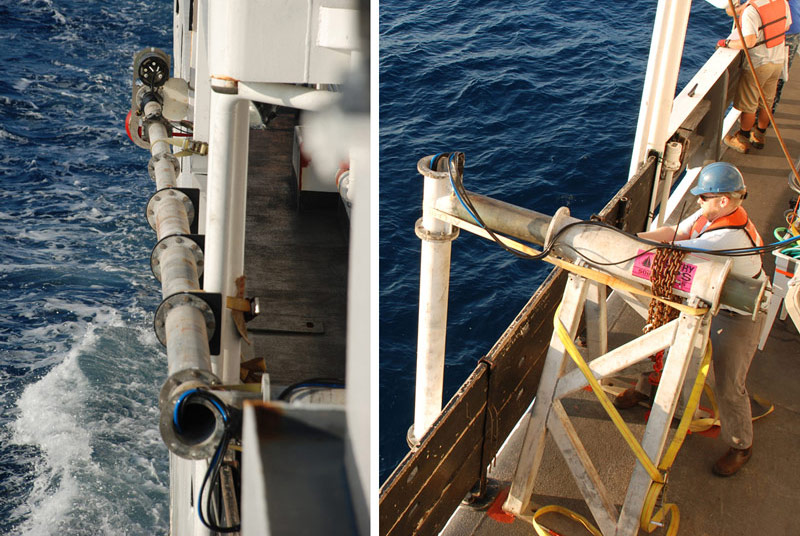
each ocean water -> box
[379,1,731,482]
[0,1,172,534]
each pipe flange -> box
[706,257,732,315]
[145,187,196,232]
[406,424,421,450]
[158,369,220,410]
[148,152,180,183]
[662,141,683,172]
[417,155,452,180]
[415,217,459,242]
[154,292,216,347]
[159,375,226,460]
[544,206,572,248]
[150,234,205,282]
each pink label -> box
[631,250,697,293]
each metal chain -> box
[645,248,687,332]
[644,248,687,384]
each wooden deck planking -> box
[242,110,348,388]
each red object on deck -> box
[487,487,516,524]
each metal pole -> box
[629,0,692,179]
[204,85,249,384]
[654,140,683,228]
[144,99,213,378]
[436,190,765,315]
[411,157,459,445]
[224,93,250,384]
[237,82,339,111]
[165,303,213,376]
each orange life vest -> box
[745,0,788,49]
[690,206,764,248]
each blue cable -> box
[447,153,483,227]
[173,389,229,435]
[656,228,800,256]
[172,389,197,434]
[170,389,237,532]
[428,152,482,227]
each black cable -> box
[438,153,800,269]
[198,430,240,533]
[445,152,554,260]
[558,243,662,267]
[278,377,345,401]
[175,389,240,533]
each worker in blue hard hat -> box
[616,161,767,477]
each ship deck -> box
[242,108,349,394]
[440,68,800,535]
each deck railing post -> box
[410,156,459,445]
[629,0,691,179]
[204,84,250,384]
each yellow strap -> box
[688,383,720,433]
[530,505,603,536]
[226,296,252,312]
[431,208,708,317]
[548,256,707,317]
[688,387,773,432]
[152,137,209,157]
[751,393,775,421]
[552,306,716,536]
[554,303,664,483]
[639,342,713,535]
[659,342,712,470]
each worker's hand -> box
[717,38,728,48]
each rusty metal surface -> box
[380,365,489,536]
[477,267,568,480]
[597,155,657,231]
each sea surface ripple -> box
[379,0,730,482]
[0,1,172,533]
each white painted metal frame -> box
[503,271,711,536]
[411,159,459,444]
[640,44,742,231]
[759,249,799,349]
[629,0,692,179]
[165,1,365,533]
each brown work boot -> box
[712,446,752,476]
[749,128,766,150]
[613,388,649,409]
[723,131,751,154]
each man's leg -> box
[708,310,765,475]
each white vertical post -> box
[204,85,249,384]
[629,0,692,179]
[411,158,459,445]
[345,119,371,534]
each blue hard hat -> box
[689,162,745,195]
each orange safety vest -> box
[690,206,764,248]
[746,0,788,48]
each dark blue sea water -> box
[379,1,731,483]
[1,1,172,533]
